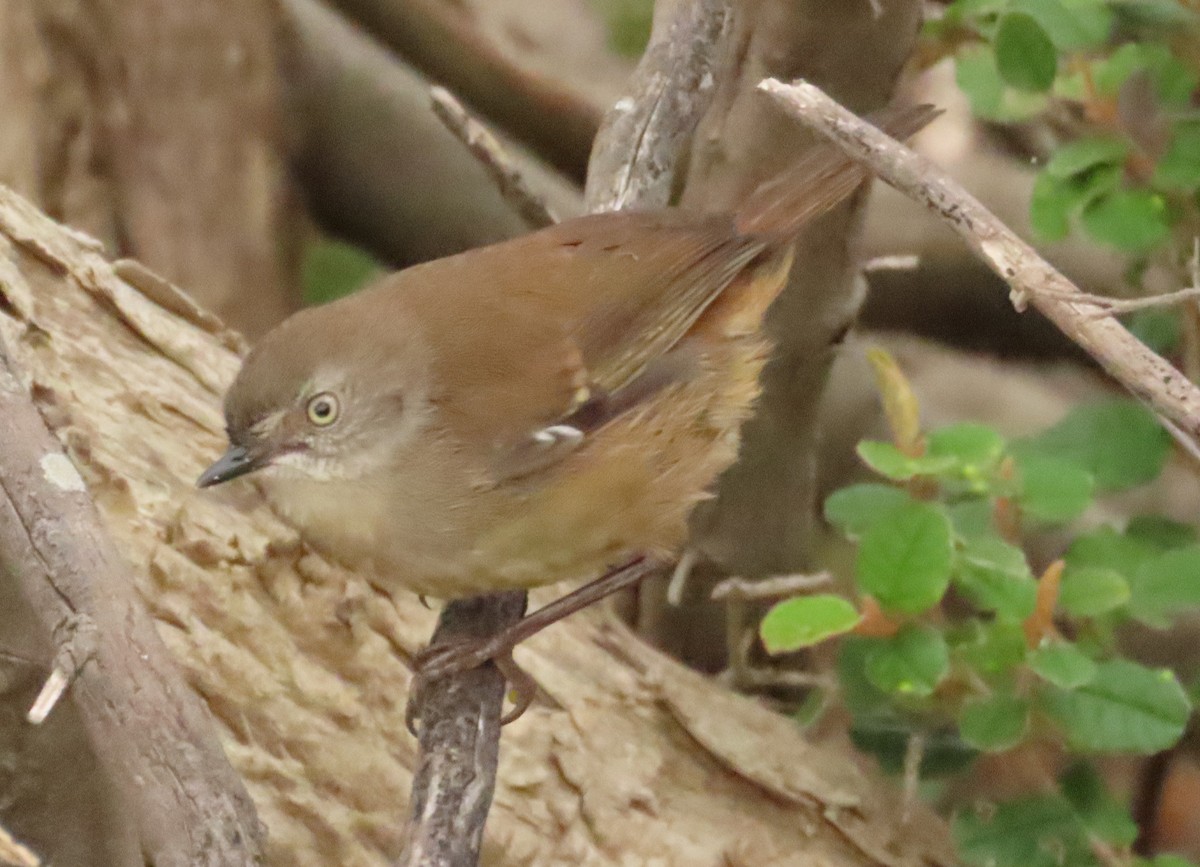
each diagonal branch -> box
[760,78,1200,439]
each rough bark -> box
[0,0,299,338]
[0,224,265,863]
[631,0,924,672]
[0,180,954,866]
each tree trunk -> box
[0,0,299,337]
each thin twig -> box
[429,86,558,228]
[901,733,925,825]
[760,78,1200,440]
[862,253,921,274]
[711,571,833,602]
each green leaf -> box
[1081,189,1172,252]
[837,636,893,718]
[1012,0,1113,49]
[301,240,381,305]
[1015,454,1093,523]
[956,45,1007,119]
[947,499,997,541]
[1058,566,1130,617]
[1039,658,1191,752]
[1126,307,1182,355]
[1155,121,1200,190]
[1044,136,1129,179]
[1143,857,1200,867]
[1030,163,1123,241]
[850,719,977,777]
[953,621,1029,675]
[1017,400,1171,491]
[1065,526,1156,577]
[995,13,1058,92]
[857,440,956,481]
[1030,641,1098,689]
[593,0,654,57]
[1111,0,1200,29]
[955,536,1038,621]
[857,501,954,615]
[760,595,862,654]
[955,795,1084,867]
[959,693,1030,751]
[824,484,909,538]
[1059,762,1140,846]
[1128,546,1200,628]
[1126,514,1197,550]
[866,624,950,697]
[927,423,1006,466]
[1030,172,1074,241]
[1095,43,1199,106]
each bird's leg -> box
[406,555,657,730]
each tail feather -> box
[734,103,940,238]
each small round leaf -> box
[760,595,862,655]
[857,501,954,615]
[995,13,1058,92]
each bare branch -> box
[430,87,557,229]
[326,0,603,181]
[398,592,526,867]
[0,319,264,863]
[585,0,731,212]
[760,78,1200,440]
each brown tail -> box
[734,103,940,238]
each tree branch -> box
[429,87,558,229]
[0,326,264,862]
[325,0,602,181]
[760,78,1200,439]
[584,0,731,212]
[398,592,525,867]
[277,0,580,269]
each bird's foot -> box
[404,555,658,735]
[405,641,537,734]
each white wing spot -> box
[40,454,85,492]
[533,425,584,447]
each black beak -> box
[197,444,268,488]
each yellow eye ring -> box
[306,392,340,427]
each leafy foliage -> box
[758,349,1197,867]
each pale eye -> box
[306,392,340,427]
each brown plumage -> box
[200,106,937,599]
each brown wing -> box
[382,103,940,466]
[388,210,765,452]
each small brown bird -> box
[199,106,933,654]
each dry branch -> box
[430,87,558,229]
[761,78,1200,438]
[326,0,603,181]
[584,0,731,212]
[277,0,571,269]
[398,592,524,867]
[0,222,264,863]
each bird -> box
[199,104,936,715]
